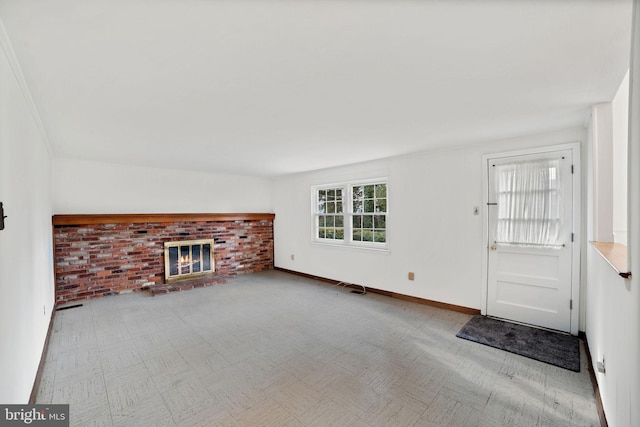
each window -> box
[316,187,344,241]
[352,183,387,243]
[494,159,562,247]
[313,179,388,248]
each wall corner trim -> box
[29,309,56,404]
[0,16,54,157]
[580,332,608,427]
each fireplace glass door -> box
[164,239,214,281]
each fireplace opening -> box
[164,239,214,281]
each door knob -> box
[490,244,497,251]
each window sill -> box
[591,241,631,279]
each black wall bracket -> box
[0,202,6,230]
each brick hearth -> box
[52,213,274,305]
[147,274,233,296]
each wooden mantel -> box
[52,213,275,226]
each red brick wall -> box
[53,219,274,305]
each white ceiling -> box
[0,0,633,176]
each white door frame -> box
[481,142,581,336]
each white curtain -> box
[495,159,563,247]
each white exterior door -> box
[486,148,575,333]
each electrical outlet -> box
[291,254,295,261]
[408,272,415,281]
[597,356,606,374]
[473,206,480,215]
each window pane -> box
[327,189,335,201]
[353,187,364,214]
[326,229,335,239]
[318,190,326,213]
[180,246,190,274]
[327,201,335,214]
[375,199,387,213]
[549,167,557,189]
[364,185,375,198]
[374,215,386,229]
[353,215,362,228]
[168,246,178,276]
[353,229,362,241]
[318,216,326,227]
[336,201,343,213]
[374,230,386,243]
[364,200,375,213]
[318,229,326,238]
[326,216,335,227]
[335,216,344,227]
[192,245,201,273]
[375,184,387,198]
[202,244,211,271]
[363,215,373,228]
[335,229,344,239]
[363,230,373,242]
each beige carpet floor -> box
[36,270,599,426]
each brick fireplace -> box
[52,213,274,305]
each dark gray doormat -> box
[456,315,580,372]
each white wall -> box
[585,250,636,427]
[273,127,585,311]
[612,70,629,246]
[591,103,615,242]
[584,3,640,426]
[586,99,639,427]
[0,28,55,402]
[54,158,273,214]
[590,72,629,247]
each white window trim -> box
[311,178,389,251]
